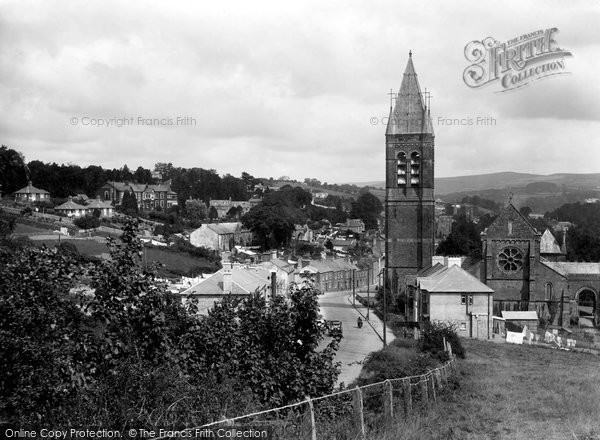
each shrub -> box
[73,215,100,229]
[419,321,465,360]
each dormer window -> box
[410,152,420,185]
[397,152,407,186]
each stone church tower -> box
[385,53,435,295]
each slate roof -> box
[182,266,270,295]
[417,264,493,293]
[55,200,87,210]
[540,229,562,254]
[300,259,359,273]
[86,199,113,209]
[386,54,433,136]
[206,222,241,235]
[14,181,49,195]
[541,261,600,276]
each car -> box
[326,320,343,338]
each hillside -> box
[378,339,600,440]
[347,172,600,196]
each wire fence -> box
[156,355,457,440]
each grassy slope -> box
[34,239,219,277]
[378,339,600,440]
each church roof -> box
[386,54,433,136]
[481,202,540,239]
[417,264,493,293]
[540,229,563,254]
[541,261,600,277]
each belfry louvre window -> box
[410,152,420,185]
[397,152,407,186]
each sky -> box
[0,0,599,184]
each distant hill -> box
[346,172,600,196]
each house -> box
[262,257,296,294]
[189,222,253,251]
[415,263,494,339]
[180,262,281,314]
[295,258,365,292]
[331,239,356,254]
[85,197,115,217]
[13,181,50,203]
[294,224,314,243]
[209,198,257,219]
[339,219,365,234]
[55,198,88,217]
[97,180,178,210]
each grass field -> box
[376,339,600,440]
[35,239,219,278]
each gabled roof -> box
[418,264,493,293]
[482,202,540,239]
[14,181,49,195]
[300,259,359,273]
[206,222,241,235]
[86,199,113,209]
[386,54,433,136]
[540,229,562,254]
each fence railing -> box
[156,356,457,440]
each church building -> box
[384,52,435,299]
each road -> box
[318,289,395,387]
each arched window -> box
[410,152,420,185]
[397,152,407,186]
[497,246,524,273]
[545,283,553,301]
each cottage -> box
[85,197,115,217]
[13,181,50,203]
[55,198,88,217]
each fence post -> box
[421,376,429,406]
[429,372,437,403]
[302,397,317,440]
[383,380,394,428]
[352,386,366,440]
[402,379,412,417]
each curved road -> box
[318,290,395,387]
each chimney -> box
[271,250,277,260]
[222,262,232,293]
[562,228,568,254]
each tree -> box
[73,215,101,229]
[208,206,219,222]
[185,199,207,223]
[242,204,296,249]
[121,190,138,215]
[133,166,152,184]
[519,206,532,218]
[436,215,482,260]
[0,145,28,196]
[350,191,383,230]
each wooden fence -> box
[156,355,457,440]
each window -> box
[497,246,524,273]
[461,294,466,305]
[545,283,553,301]
[460,322,467,331]
[469,295,473,305]
[104,190,109,200]
[397,152,407,186]
[410,152,420,185]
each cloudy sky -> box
[1,0,598,183]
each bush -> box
[419,321,465,360]
[73,215,101,229]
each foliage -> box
[546,202,600,261]
[0,218,338,427]
[350,191,383,230]
[120,190,138,215]
[419,321,465,360]
[0,145,28,196]
[73,215,101,229]
[436,214,482,260]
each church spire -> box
[386,54,433,136]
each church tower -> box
[385,53,435,296]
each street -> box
[318,289,395,387]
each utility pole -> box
[366,269,370,321]
[352,269,356,306]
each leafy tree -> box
[242,204,296,249]
[350,191,383,230]
[436,214,482,260]
[133,166,153,184]
[185,199,207,222]
[121,190,138,215]
[519,206,532,218]
[0,145,28,196]
[208,206,219,222]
